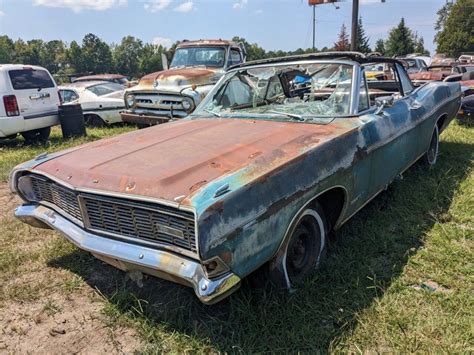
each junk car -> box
[10,52,461,304]
[120,39,246,127]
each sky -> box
[0,0,448,54]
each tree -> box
[357,18,371,53]
[413,34,429,56]
[113,36,143,77]
[385,18,414,56]
[81,33,113,74]
[139,43,163,76]
[41,40,67,73]
[232,36,266,61]
[0,35,15,63]
[436,0,474,57]
[374,39,385,55]
[13,39,43,65]
[334,24,350,51]
[435,2,453,43]
[67,40,83,73]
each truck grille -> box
[30,175,83,222]
[81,194,197,252]
[26,174,197,254]
[133,92,190,118]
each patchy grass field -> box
[0,122,473,353]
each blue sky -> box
[0,0,447,54]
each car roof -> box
[0,64,51,72]
[230,52,404,70]
[177,39,240,47]
[60,81,116,90]
[73,74,126,81]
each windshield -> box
[170,47,226,68]
[192,62,354,123]
[86,82,123,96]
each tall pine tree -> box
[334,24,350,51]
[385,18,415,56]
[357,18,371,53]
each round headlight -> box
[182,97,194,113]
[125,94,135,108]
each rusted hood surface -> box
[34,118,351,207]
[410,71,444,81]
[136,67,221,90]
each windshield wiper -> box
[267,110,305,121]
[203,108,222,117]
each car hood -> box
[33,118,352,208]
[135,67,222,91]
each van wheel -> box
[86,115,105,128]
[21,127,51,144]
[269,203,328,290]
[423,125,439,166]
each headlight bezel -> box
[181,97,195,113]
[125,93,135,108]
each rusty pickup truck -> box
[10,53,461,304]
[120,39,246,126]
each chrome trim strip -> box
[14,204,240,304]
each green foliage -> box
[385,18,415,56]
[81,33,113,74]
[357,18,371,53]
[112,36,143,78]
[374,39,386,55]
[67,40,83,73]
[334,23,350,51]
[139,43,164,77]
[435,0,474,57]
[0,35,14,63]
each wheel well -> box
[436,114,448,131]
[312,187,346,231]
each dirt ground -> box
[0,182,141,354]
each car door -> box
[363,63,420,196]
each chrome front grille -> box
[30,175,83,222]
[81,194,197,253]
[25,174,197,254]
[133,92,189,117]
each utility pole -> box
[350,0,359,51]
[312,4,316,51]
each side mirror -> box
[375,95,394,115]
[161,53,169,71]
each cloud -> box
[0,10,4,16]
[33,0,126,12]
[174,1,193,12]
[254,9,262,15]
[232,0,247,10]
[360,0,382,4]
[152,36,173,48]
[144,0,171,12]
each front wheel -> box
[423,125,439,166]
[269,203,328,289]
[86,115,106,128]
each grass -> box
[0,120,473,352]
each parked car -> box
[398,56,429,74]
[121,39,246,126]
[10,52,461,304]
[0,64,60,143]
[410,65,453,86]
[72,74,131,87]
[458,94,474,119]
[58,81,125,126]
[458,54,474,64]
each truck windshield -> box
[193,62,354,123]
[170,47,226,68]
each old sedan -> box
[10,53,461,304]
[59,81,125,127]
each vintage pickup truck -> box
[120,39,246,126]
[10,53,461,304]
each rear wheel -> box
[423,125,439,166]
[21,127,51,144]
[269,203,328,289]
[86,114,106,128]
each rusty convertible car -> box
[10,53,461,304]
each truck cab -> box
[121,39,246,126]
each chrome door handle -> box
[409,102,422,110]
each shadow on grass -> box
[48,140,473,352]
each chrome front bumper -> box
[15,204,241,304]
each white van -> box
[0,64,60,142]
